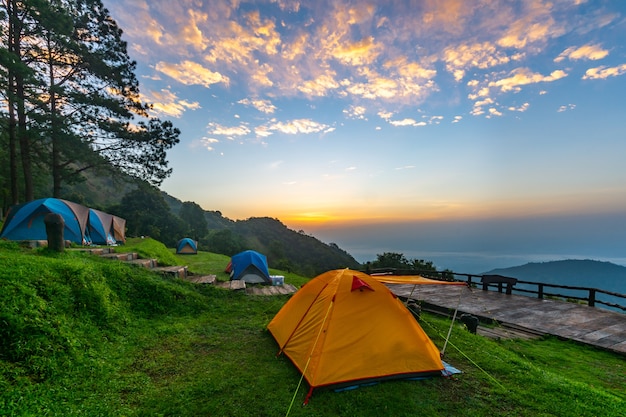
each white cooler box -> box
[269,275,284,286]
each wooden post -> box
[588,289,596,307]
[44,213,65,252]
[538,283,544,299]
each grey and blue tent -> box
[88,209,116,245]
[229,250,271,284]
[0,198,90,244]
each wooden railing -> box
[368,268,626,312]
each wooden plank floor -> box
[389,284,626,355]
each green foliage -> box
[370,252,437,271]
[178,201,208,240]
[110,185,186,247]
[232,217,361,276]
[115,237,180,266]
[202,228,246,257]
[0,245,624,416]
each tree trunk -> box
[16,77,33,201]
[6,0,20,204]
[7,0,34,202]
[48,35,62,198]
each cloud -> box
[489,68,568,92]
[267,119,331,135]
[554,44,609,63]
[378,110,393,121]
[331,36,381,66]
[200,137,219,151]
[582,64,626,80]
[142,89,201,118]
[105,0,622,129]
[155,60,229,88]
[495,3,565,49]
[557,104,576,112]
[238,98,277,114]
[254,125,274,138]
[207,122,251,138]
[344,105,368,120]
[508,102,530,112]
[442,42,515,81]
[297,72,341,97]
[389,118,426,127]
[428,115,444,125]
[488,107,503,117]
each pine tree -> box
[0,0,180,203]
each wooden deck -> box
[389,284,626,355]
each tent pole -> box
[441,285,464,356]
[406,284,417,305]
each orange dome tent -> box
[267,268,460,403]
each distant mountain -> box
[162,193,361,276]
[232,216,361,276]
[42,170,361,277]
[484,259,626,307]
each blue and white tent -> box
[229,250,271,284]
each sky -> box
[101,0,626,271]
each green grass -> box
[1,239,624,416]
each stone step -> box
[100,252,138,261]
[153,265,188,279]
[68,247,117,255]
[215,280,246,291]
[246,284,298,295]
[126,258,158,269]
[185,275,217,284]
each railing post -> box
[588,289,596,307]
[538,283,544,299]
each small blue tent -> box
[88,209,116,245]
[229,250,271,284]
[176,238,198,254]
[0,198,90,244]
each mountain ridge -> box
[484,259,626,295]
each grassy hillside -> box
[1,240,624,416]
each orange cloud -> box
[331,36,381,66]
[238,98,276,114]
[144,89,201,118]
[555,44,609,63]
[297,73,341,97]
[155,60,229,88]
[582,64,626,80]
[443,42,514,81]
[489,68,567,92]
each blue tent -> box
[0,198,90,244]
[229,250,271,284]
[176,238,198,254]
[88,209,116,245]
